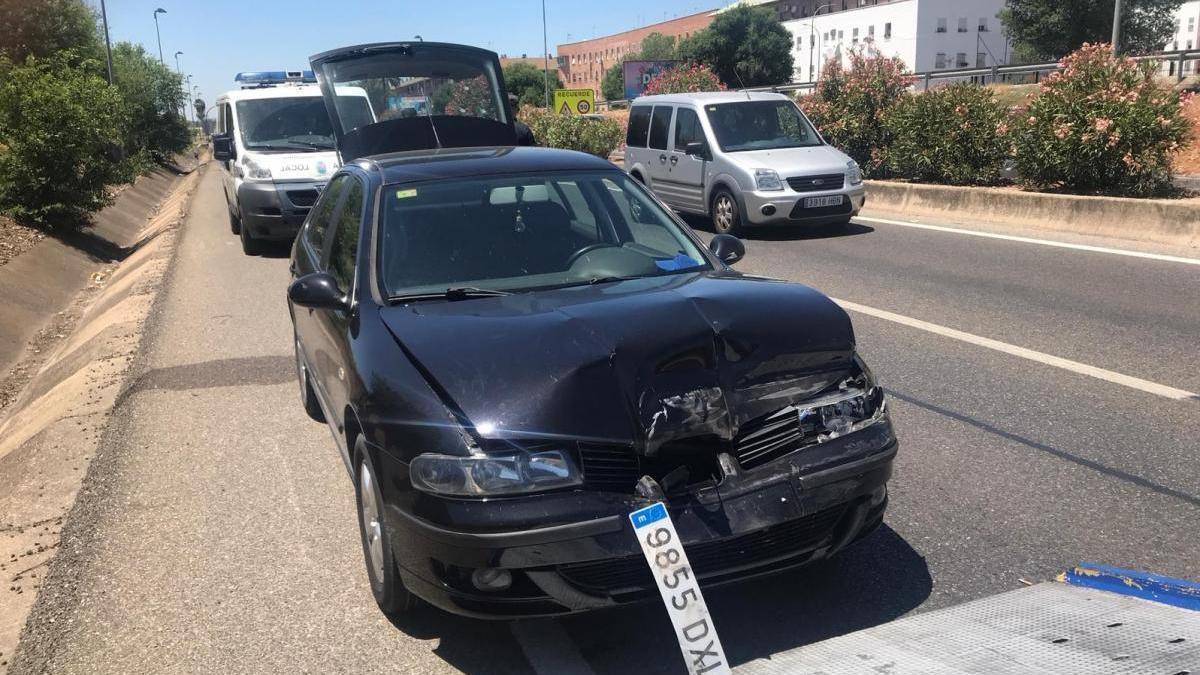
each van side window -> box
[303,175,349,264]
[673,108,703,151]
[648,106,672,150]
[627,106,651,147]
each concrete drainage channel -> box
[0,162,204,672]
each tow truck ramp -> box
[738,566,1199,674]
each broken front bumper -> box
[380,419,897,619]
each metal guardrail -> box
[598,48,1200,107]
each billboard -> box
[622,60,682,100]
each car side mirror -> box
[709,234,745,266]
[684,141,708,159]
[212,134,235,161]
[288,272,348,311]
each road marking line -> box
[854,215,1200,267]
[511,619,597,675]
[832,297,1198,401]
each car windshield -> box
[704,100,822,152]
[235,96,370,152]
[380,170,711,298]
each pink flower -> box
[1054,123,1072,140]
[1094,117,1112,133]
[995,121,1009,135]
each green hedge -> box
[521,107,624,158]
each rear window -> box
[648,106,672,150]
[627,106,651,147]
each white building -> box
[1164,0,1200,76]
[782,0,1009,83]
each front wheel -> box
[229,207,242,235]
[239,219,261,255]
[355,437,417,616]
[711,189,742,235]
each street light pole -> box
[99,0,114,84]
[809,4,834,83]
[153,8,167,65]
[1111,0,1123,54]
[542,0,551,108]
[174,51,186,123]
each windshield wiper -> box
[285,139,335,150]
[390,287,513,302]
[587,275,641,285]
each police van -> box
[212,71,373,254]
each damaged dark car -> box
[288,41,897,618]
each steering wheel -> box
[565,242,619,268]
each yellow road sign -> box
[554,88,595,115]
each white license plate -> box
[629,503,730,675]
[803,195,844,208]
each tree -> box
[111,42,190,163]
[0,0,103,67]
[644,64,725,94]
[1000,0,1182,61]
[639,32,678,60]
[602,63,625,100]
[503,62,564,108]
[678,4,793,87]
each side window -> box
[648,106,672,150]
[672,108,703,151]
[328,179,365,291]
[303,175,349,261]
[627,106,651,147]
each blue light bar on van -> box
[234,70,317,86]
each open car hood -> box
[309,42,517,162]
[379,274,857,454]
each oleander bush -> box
[643,64,726,95]
[1012,43,1191,196]
[883,83,1011,185]
[520,106,625,158]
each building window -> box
[884,22,892,39]
[977,52,987,67]
[868,25,875,38]
[796,36,803,49]
[935,52,946,69]
[852,27,859,38]
[956,52,968,67]
[937,18,947,33]
[1190,17,1196,32]
[958,17,968,33]
[837,29,844,40]
[978,18,989,31]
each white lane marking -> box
[511,619,597,675]
[855,215,1200,267]
[832,298,1198,401]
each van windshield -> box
[235,96,370,152]
[704,100,822,152]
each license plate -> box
[803,195,844,208]
[629,503,730,675]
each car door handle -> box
[669,155,679,166]
[659,154,667,164]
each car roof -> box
[353,146,620,184]
[215,84,367,103]
[631,91,791,106]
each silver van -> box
[623,92,865,234]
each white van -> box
[624,92,865,235]
[212,71,373,254]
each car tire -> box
[239,219,261,255]
[354,436,418,616]
[294,338,325,423]
[229,208,242,235]
[711,189,742,235]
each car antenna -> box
[423,92,443,148]
[733,63,751,100]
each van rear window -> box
[627,106,651,147]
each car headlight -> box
[802,357,885,442]
[754,168,784,191]
[845,160,862,186]
[242,155,272,181]
[410,448,582,497]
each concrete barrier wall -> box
[863,180,1200,249]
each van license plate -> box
[803,195,843,208]
[629,503,730,675]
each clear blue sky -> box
[89,0,720,121]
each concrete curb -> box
[863,180,1200,250]
[0,166,203,673]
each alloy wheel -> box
[714,195,735,232]
[359,462,385,583]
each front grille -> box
[558,505,846,594]
[786,173,845,192]
[286,189,320,207]
[735,407,808,469]
[579,444,640,493]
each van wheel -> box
[711,189,742,235]
[229,208,242,235]
[240,221,261,255]
[354,436,418,616]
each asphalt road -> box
[15,166,1200,674]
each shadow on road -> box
[386,605,535,674]
[678,213,875,242]
[557,524,930,673]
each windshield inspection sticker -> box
[395,188,418,199]
[629,503,730,675]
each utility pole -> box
[1111,0,1123,54]
[543,0,551,108]
[809,4,833,83]
[153,8,167,65]
[100,0,113,84]
[174,51,185,121]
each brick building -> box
[556,9,719,100]
[499,54,556,70]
